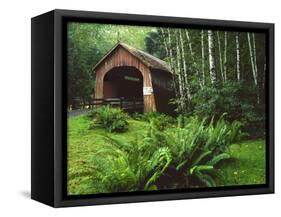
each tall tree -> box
[217,31,224,82]
[165,28,179,98]
[176,30,184,110]
[201,30,206,86]
[185,30,202,87]
[252,33,258,80]
[223,32,228,81]
[179,30,191,100]
[208,30,216,84]
[235,32,240,81]
[247,33,258,86]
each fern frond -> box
[207,153,231,166]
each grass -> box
[67,115,149,195]
[215,140,266,186]
[67,115,266,195]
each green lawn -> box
[215,140,266,186]
[67,115,266,195]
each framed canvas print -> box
[31,9,274,207]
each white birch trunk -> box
[185,30,202,87]
[208,30,216,84]
[223,32,228,81]
[179,30,191,100]
[236,32,240,81]
[201,30,205,86]
[247,33,258,85]
[252,33,258,77]
[176,32,184,104]
[216,31,224,82]
[252,33,260,104]
[185,30,195,60]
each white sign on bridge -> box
[143,87,153,95]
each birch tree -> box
[160,28,179,98]
[247,32,260,104]
[252,33,258,81]
[208,30,216,85]
[176,31,185,110]
[235,32,240,81]
[247,33,258,86]
[201,30,205,86]
[223,32,228,81]
[217,31,224,82]
[179,30,191,100]
[185,30,202,87]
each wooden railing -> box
[71,97,144,111]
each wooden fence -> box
[71,97,144,112]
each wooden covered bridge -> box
[93,43,175,114]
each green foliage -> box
[145,30,166,59]
[89,106,129,132]
[165,115,239,187]
[132,112,175,131]
[88,133,172,192]
[215,140,266,186]
[94,114,243,191]
[67,22,155,103]
[192,81,265,139]
[68,115,265,195]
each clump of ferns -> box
[89,114,244,192]
[89,131,172,193]
[164,114,244,188]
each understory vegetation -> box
[67,109,265,195]
[67,23,267,195]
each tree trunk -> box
[166,28,179,98]
[223,32,228,81]
[235,32,240,81]
[252,33,258,78]
[247,33,258,85]
[201,30,205,86]
[185,30,195,62]
[185,30,202,87]
[252,33,260,104]
[247,32,259,104]
[208,30,216,85]
[216,31,224,82]
[179,30,191,100]
[176,31,184,110]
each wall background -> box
[0,0,279,215]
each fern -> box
[189,165,214,175]
[207,153,231,166]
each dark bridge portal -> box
[103,66,143,99]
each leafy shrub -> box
[191,81,265,139]
[89,106,129,132]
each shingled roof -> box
[93,42,171,72]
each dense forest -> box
[68,22,266,138]
[67,22,266,195]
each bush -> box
[89,106,129,132]
[191,81,265,139]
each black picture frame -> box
[31,9,274,207]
